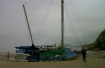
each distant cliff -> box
[88,29,105,50]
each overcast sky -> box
[0,0,105,52]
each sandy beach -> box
[0,51,105,68]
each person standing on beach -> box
[36,50,40,62]
[81,47,87,62]
[7,51,9,59]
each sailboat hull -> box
[15,53,29,62]
[15,47,79,62]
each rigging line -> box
[69,0,88,44]
[69,2,87,67]
[64,3,81,46]
[13,7,23,46]
[67,1,87,67]
[35,0,54,44]
[24,0,32,4]
[85,61,87,68]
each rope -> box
[13,6,23,47]
[85,62,87,68]
[69,1,87,67]
[35,0,54,44]
[24,0,32,5]
[64,2,87,67]
[64,3,82,46]
[69,0,88,44]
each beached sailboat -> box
[15,0,80,62]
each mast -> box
[61,0,64,48]
[23,4,34,45]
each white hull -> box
[15,53,29,62]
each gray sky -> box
[0,0,105,52]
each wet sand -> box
[0,51,105,68]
